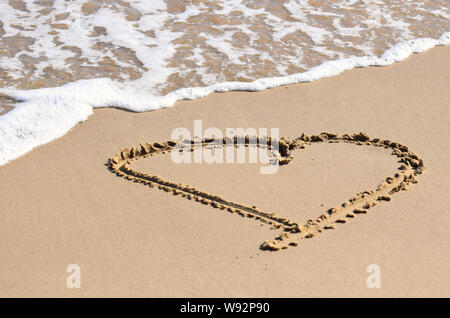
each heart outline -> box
[107,132,425,251]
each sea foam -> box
[0,32,448,166]
[0,0,449,166]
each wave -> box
[0,32,448,166]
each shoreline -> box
[1,33,449,167]
[0,46,449,297]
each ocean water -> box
[0,0,449,165]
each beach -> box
[0,45,448,297]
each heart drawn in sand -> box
[108,132,425,251]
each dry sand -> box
[0,46,449,297]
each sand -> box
[110,132,425,251]
[0,46,449,297]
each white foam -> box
[1,32,449,166]
[0,0,449,165]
